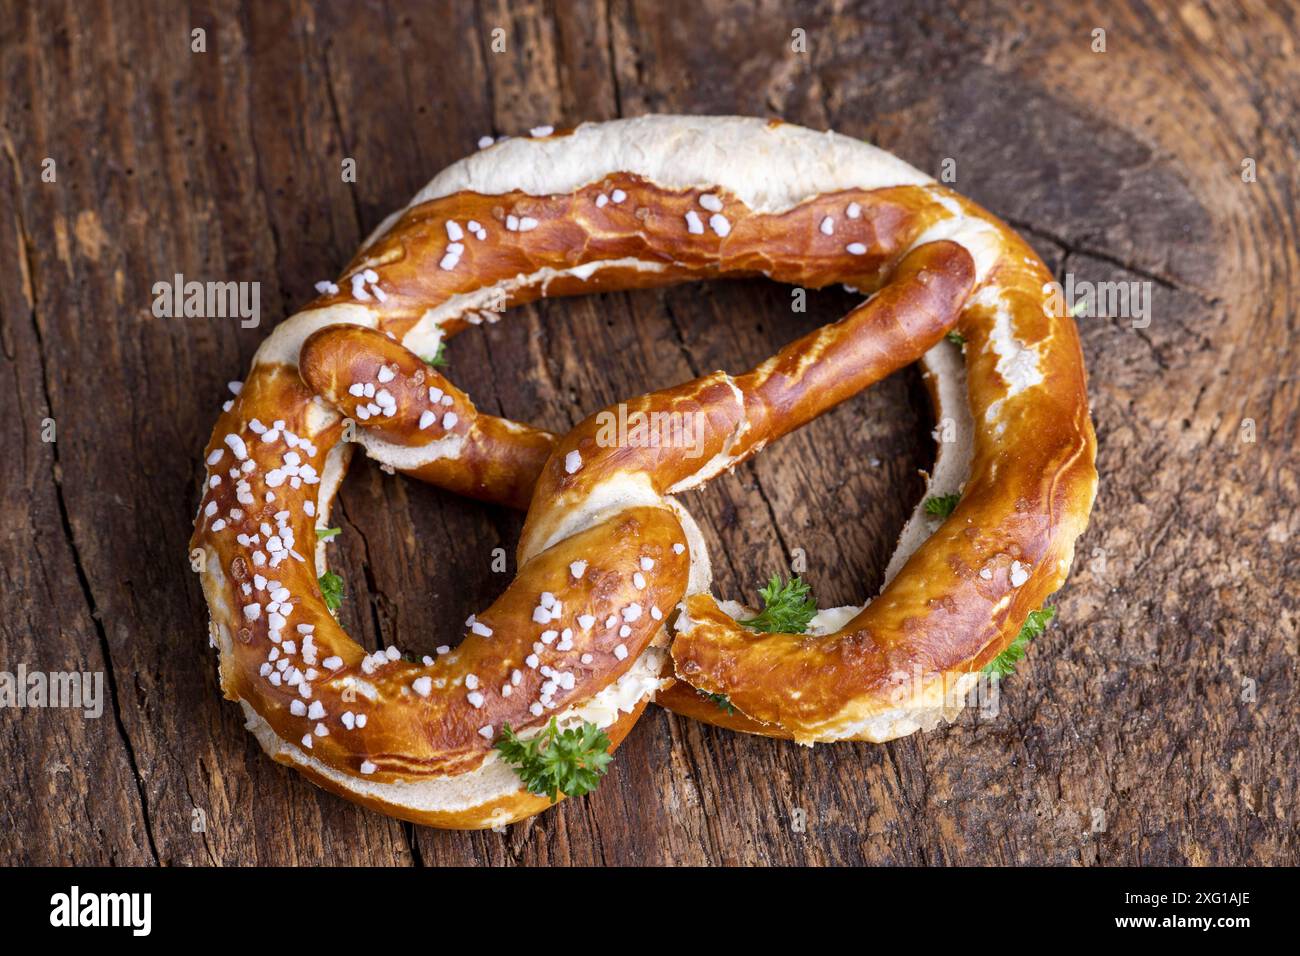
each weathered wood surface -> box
[1,0,1296,866]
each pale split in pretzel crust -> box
[190,116,1097,827]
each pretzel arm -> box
[298,233,972,520]
[726,239,975,469]
[299,325,555,510]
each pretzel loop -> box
[191,116,1096,827]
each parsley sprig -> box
[698,690,736,714]
[741,575,817,634]
[318,572,345,612]
[983,607,1055,678]
[316,526,341,541]
[421,342,448,368]
[495,718,613,802]
[945,330,966,346]
[923,493,961,518]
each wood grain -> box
[0,0,1295,866]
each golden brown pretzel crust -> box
[191,116,1096,826]
[300,326,555,509]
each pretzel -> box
[191,116,1097,829]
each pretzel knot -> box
[191,116,1097,828]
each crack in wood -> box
[1004,214,1222,306]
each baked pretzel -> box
[191,116,1097,828]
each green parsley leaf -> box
[421,342,448,368]
[945,330,966,346]
[923,493,961,518]
[741,574,817,635]
[983,606,1056,678]
[698,690,736,714]
[316,526,341,541]
[495,718,613,803]
[318,572,345,612]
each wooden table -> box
[2,0,1296,866]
